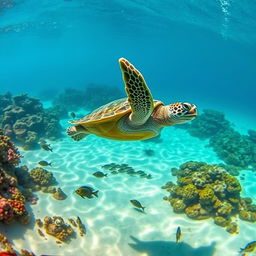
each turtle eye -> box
[182,103,191,111]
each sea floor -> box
[1,115,256,256]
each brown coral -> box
[162,161,256,233]
[43,216,74,242]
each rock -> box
[52,188,67,200]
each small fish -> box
[70,112,76,119]
[93,171,107,178]
[101,163,116,169]
[146,174,152,179]
[109,166,118,171]
[118,168,127,173]
[38,161,52,167]
[40,143,53,152]
[130,200,145,211]
[176,226,181,243]
[111,171,118,175]
[75,186,99,199]
[127,170,136,175]
[240,241,256,253]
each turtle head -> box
[167,102,197,124]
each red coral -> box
[0,131,21,166]
[9,200,25,216]
[7,148,21,165]
[0,197,14,220]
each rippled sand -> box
[2,123,256,256]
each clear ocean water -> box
[0,1,256,255]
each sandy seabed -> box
[1,117,256,256]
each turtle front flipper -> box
[119,58,154,126]
[67,126,89,141]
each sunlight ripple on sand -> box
[12,127,256,255]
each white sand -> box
[1,119,256,256]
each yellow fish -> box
[130,200,145,211]
[240,241,256,253]
[176,226,181,243]
[75,186,99,199]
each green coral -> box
[177,177,192,186]
[239,210,251,221]
[181,184,198,202]
[209,128,256,169]
[185,204,210,220]
[171,199,186,213]
[224,175,241,194]
[177,108,256,169]
[162,161,256,233]
[30,167,56,186]
[199,188,214,205]
[226,222,238,234]
[214,216,230,227]
[185,204,201,219]
[178,109,231,139]
[217,202,233,217]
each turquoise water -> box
[0,1,256,255]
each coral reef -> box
[0,93,62,149]
[177,109,231,139]
[0,129,30,225]
[52,88,85,111]
[248,129,256,143]
[83,84,124,110]
[163,161,256,233]
[43,216,74,242]
[176,108,256,169]
[15,165,61,198]
[209,128,256,169]
[29,167,56,187]
[0,232,16,254]
[0,232,37,255]
[53,84,124,112]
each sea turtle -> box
[67,58,197,141]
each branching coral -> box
[0,130,30,225]
[163,161,256,233]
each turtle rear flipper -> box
[67,126,89,141]
[119,58,154,126]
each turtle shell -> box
[69,98,162,125]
